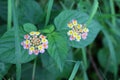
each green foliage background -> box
[0,0,120,80]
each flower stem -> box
[82,48,87,69]
[7,0,12,30]
[32,58,37,80]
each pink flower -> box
[21,31,48,55]
[34,50,39,55]
[21,41,24,46]
[29,51,33,55]
[39,49,45,54]
[70,36,75,41]
[40,35,46,39]
[45,40,48,44]
[24,34,30,39]
[82,33,88,40]
[42,43,48,49]
[23,44,30,49]
[67,20,89,42]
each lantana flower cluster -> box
[67,19,89,41]
[21,31,48,55]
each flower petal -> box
[40,49,45,54]
[82,33,88,39]
[33,50,39,55]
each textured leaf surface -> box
[0,28,36,63]
[98,47,120,73]
[39,25,55,33]
[23,23,37,33]
[47,32,69,71]
[41,50,73,78]
[17,0,43,25]
[54,10,102,48]
[0,62,11,79]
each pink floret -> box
[82,33,88,40]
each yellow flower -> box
[67,20,89,42]
[79,29,83,33]
[38,45,43,50]
[25,40,30,44]
[83,28,89,32]
[67,22,73,28]
[73,32,78,37]
[35,32,40,35]
[67,30,73,35]
[42,39,47,43]
[29,46,35,51]
[72,20,77,26]
[77,24,82,29]
[30,31,35,35]
[76,35,81,41]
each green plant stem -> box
[7,0,12,30]
[32,58,37,80]
[81,48,89,80]
[12,0,21,80]
[81,62,88,80]
[82,48,87,69]
[45,0,54,26]
[110,0,116,26]
[15,0,19,7]
[88,48,103,80]
[66,60,77,63]
[86,0,98,26]
[69,61,80,80]
[59,1,67,10]
[70,1,75,9]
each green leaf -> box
[86,0,98,25]
[39,25,55,33]
[98,46,120,73]
[40,52,59,75]
[21,63,56,80]
[98,48,115,73]
[47,32,69,71]
[17,0,43,25]
[23,23,37,33]
[0,28,36,64]
[0,25,7,38]
[40,49,73,78]
[102,30,117,79]
[45,0,54,25]
[0,62,11,79]
[69,61,80,80]
[54,10,102,48]
[0,0,7,21]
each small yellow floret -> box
[25,40,30,44]
[79,29,83,33]
[42,39,47,43]
[67,22,73,28]
[83,28,89,32]
[38,45,43,50]
[77,24,82,29]
[30,31,35,35]
[67,30,73,35]
[35,32,40,35]
[76,35,81,41]
[72,20,77,26]
[29,46,35,51]
[73,32,78,37]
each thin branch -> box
[88,48,103,80]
